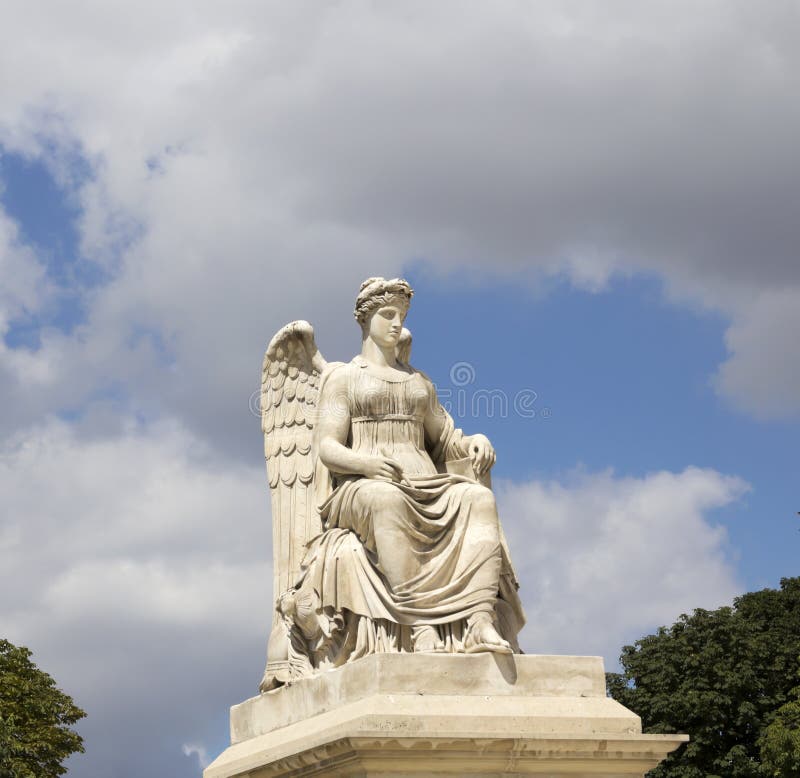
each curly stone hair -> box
[353,277,414,326]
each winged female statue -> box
[260,277,525,691]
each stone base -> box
[205,654,686,777]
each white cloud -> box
[0,417,271,777]
[0,207,62,427]
[715,288,800,419]
[182,742,210,771]
[0,414,747,775]
[0,207,51,343]
[497,466,748,664]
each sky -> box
[0,2,798,776]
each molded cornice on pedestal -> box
[205,654,687,777]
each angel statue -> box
[259,277,525,691]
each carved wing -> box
[262,320,327,585]
[260,322,412,689]
[397,327,412,364]
[260,321,327,687]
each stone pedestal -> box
[205,654,686,777]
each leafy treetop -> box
[607,577,800,778]
[0,639,86,778]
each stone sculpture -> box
[260,277,525,691]
[204,275,688,777]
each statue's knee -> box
[465,483,496,510]
[463,484,499,534]
[355,479,405,512]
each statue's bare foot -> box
[465,613,513,655]
[412,624,445,653]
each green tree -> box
[0,639,86,778]
[759,678,800,777]
[606,577,800,777]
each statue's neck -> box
[361,338,397,368]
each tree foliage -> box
[759,680,800,777]
[0,639,86,778]
[606,577,800,777]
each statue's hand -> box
[362,454,406,483]
[465,434,495,476]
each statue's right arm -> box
[317,368,405,482]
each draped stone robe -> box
[277,356,524,678]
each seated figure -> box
[259,277,525,691]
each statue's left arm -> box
[422,376,496,476]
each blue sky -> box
[1,4,799,777]
[408,268,798,591]
[1,153,82,347]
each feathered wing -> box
[396,327,412,365]
[260,323,415,688]
[260,320,327,688]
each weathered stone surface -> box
[205,654,686,777]
[259,278,524,692]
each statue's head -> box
[354,277,413,324]
[354,277,414,350]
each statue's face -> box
[366,299,408,348]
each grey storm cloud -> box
[1,0,799,441]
